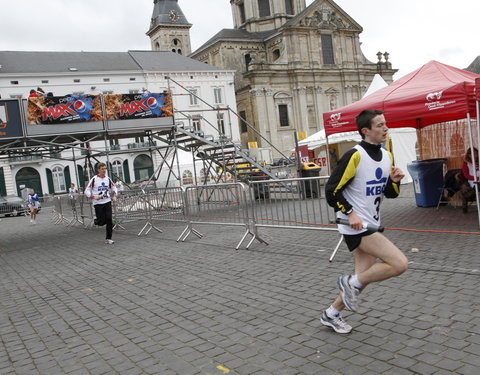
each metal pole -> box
[466,113,480,228]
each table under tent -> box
[322,60,480,227]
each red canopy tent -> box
[323,60,479,135]
[323,60,480,227]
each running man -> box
[321,109,408,334]
[85,163,118,244]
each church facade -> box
[151,0,397,156]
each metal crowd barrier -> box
[50,177,342,253]
[177,177,340,250]
[177,183,256,249]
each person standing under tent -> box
[321,109,408,334]
[85,163,118,245]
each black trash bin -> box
[406,158,446,207]
[300,162,322,198]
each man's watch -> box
[346,209,353,215]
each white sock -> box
[350,274,363,290]
[326,305,340,318]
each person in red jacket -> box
[459,147,479,213]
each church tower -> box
[147,0,192,55]
[231,0,307,32]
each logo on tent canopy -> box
[330,113,342,121]
[426,91,443,101]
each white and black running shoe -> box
[337,275,360,311]
[320,311,352,334]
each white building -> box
[0,50,238,197]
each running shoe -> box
[320,311,352,334]
[105,239,115,245]
[337,275,360,311]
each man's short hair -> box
[356,109,384,139]
[97,162,107,170]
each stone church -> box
[148,0,397,156]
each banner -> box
[27,94,103,124]
[0,100,24,139]
[105,92,173,120]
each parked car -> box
[0,196,27,217]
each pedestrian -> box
[68,183,79,199]
[27,188,41,224]
[85,163,118,245]
[321,109,408,334]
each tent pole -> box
[325,135,331,176]
[466,113,480,228]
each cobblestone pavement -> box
[0,184,479,375]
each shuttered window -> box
[258,0,271,17]
[321,34,335,65]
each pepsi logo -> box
[147,97,158,108]
[426,91,443,101]
[74,100,85,112]
[330,113,341,121]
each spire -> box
[147,0,192,55]
[148,0,191,31]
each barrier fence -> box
[50,177,341,250]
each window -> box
[10,94,23,98]
[72,91,84,95]
[129,77,136,81]
[285,0,294,15]
[272,49,280,61]
[239,3,246,23]
[52,166,66,193]
[258,0,271,17]
[129,89,139,94]
[200,168,211,183]
[112,160,124,181]
[74,79,81,83]
[182,170,193,185]
[245,54,252,71]
[239,111,248,133]
[217,113,225,135]
[103,78,110,82]
[192,115,201,131]
[321,34,335,65]
[189,89,198,105]
[41,80,49,84]
[10,81,19,85]
[278,104,289,127]
[103,90,114,94]
[214,88,223,104]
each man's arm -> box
[325,149,360,214]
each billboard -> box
[0,99,24,140]
[105,92,175,132]
[27,94,104,124]
[25,94,105,137]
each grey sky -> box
[0,0,478,79]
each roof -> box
[465,56,480,74]
[0,51,140,74]
[128,51,222,72]
[0,51,225,74]
[191,29,276,57]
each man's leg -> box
[105,202,113,240]
[331,250,377,311]
[355,233,408,287]
[95,204,106,226]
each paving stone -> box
[0,192,479,375]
